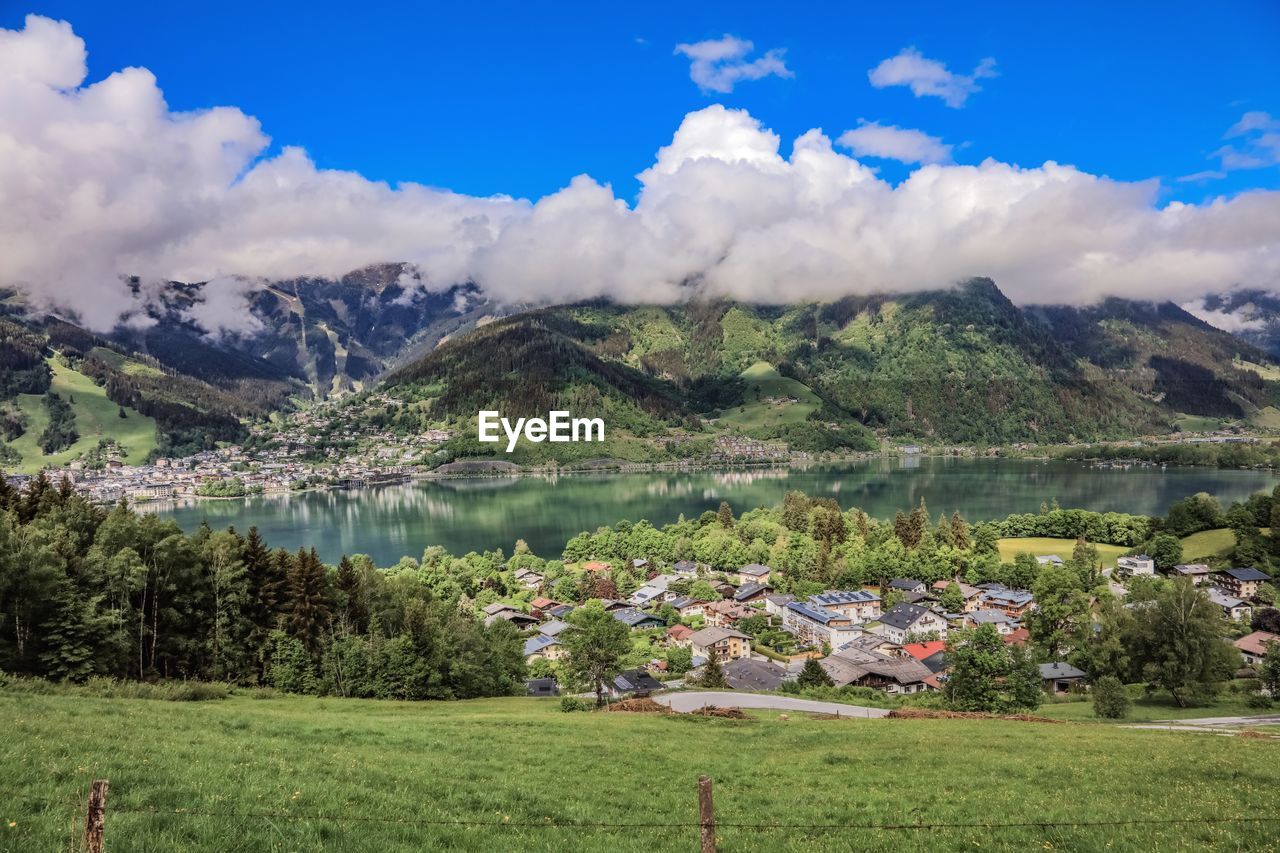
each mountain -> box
[380,279,1280,448]
[1190,290,1280,358]
[110,263,493,402]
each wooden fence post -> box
[84,779,109,853]
[698,775,716,853]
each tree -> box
[1252,607,1280,635]
[797,656,833,688]
[944,624,1043,712]
[562,602,630,706]
[1259,641,1280,696]
[938,582,964,614]
[697,653,728,688]
[1028,563,1089,660]
[1129,581,1237,707]
[1147,534,1183,572]
[1092,675,1130,719]
[950,512,971,550]
[666,645,693,675]
[716,501,734,529]
[335,555,369,633]
[286,548,331,657]
[943,625,1008,712]
[1005,644,1044,711]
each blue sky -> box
[8,0,1279,202]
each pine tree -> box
[286,548,331,657]
[336,555,369,634]
[717,501,734,529]
[797,656,834,688]
[950,511,971,550]
[699,653,728,688]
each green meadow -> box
[996,537,1129,568]
[6,358,157,473]
[715,361,822,430]
[1,692,1276,852]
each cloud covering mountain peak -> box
[2,15,1278,334]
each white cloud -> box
[1179,298,1266,334]
[2,15,1280,332]
[674,35,793,94]
[837,121,952,165]
[1176,170,1227,183]
[868,47,996,108]
[1208,111,1280,171]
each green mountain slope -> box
[5,358,158,473]
[380,279,1280,449]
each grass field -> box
[1,692,1276,852]
[996,537,1129,568]
[714,361,821,430]
[1179,527,1272,560]
[5,358,157,473]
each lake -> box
[148,457,1279,564]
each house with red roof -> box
[1234,630,1279,665]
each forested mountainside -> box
[110,264,490,401]
[383,279,1280,445]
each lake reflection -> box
[150,457,1278,564]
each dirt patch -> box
[1236,729,1277,739]
[601,698,671,714]
[688,705,747,719]
[887,708,1064,724]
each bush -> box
[0,673,230,701]
[559,696,589,713]
[1092,676,1131,719]
[1245,692,1273,710]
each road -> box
[654,691,889,718]
[1123,713,1280,736]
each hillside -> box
[3,358,157,473]
[2,692,1275,852]
[379,280,1280,450]
[0,315,265,468]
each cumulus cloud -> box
[674,35,793,94]
[837,121,952,165]
[868,47,996,108]
[2,15,1280,332]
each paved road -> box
[1123,713,1280,736]
[654,691,889,718]
[1152,713,1280,727]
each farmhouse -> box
[721,658,787,691]
[1234,630,1279,665]
[689,627,753,663]
[1039,662,1087,694]
[819,648,934,694]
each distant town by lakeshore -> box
[2,396,1271,510]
